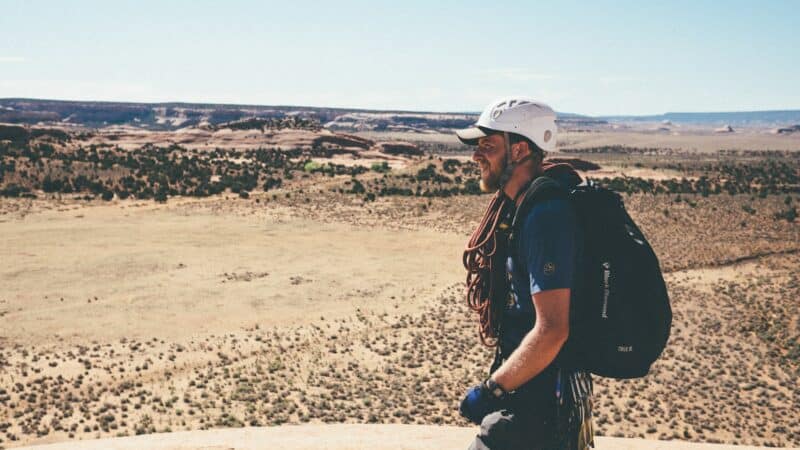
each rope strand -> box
[463,191,510,347]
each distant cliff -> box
[602,110,800,127]
[2,98,798,131]
[0,98,479,132]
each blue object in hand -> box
[459,383,501,425]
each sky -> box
[1,0,798,116]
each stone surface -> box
[14,425,788,450]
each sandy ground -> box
[557,130,800,152]
[12,425,791,450]
[1,200,465,348]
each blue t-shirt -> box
[500,197,579,355]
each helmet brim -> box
[455,126,488,145]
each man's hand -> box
[459,382,503,425]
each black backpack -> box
[510,176,672,379]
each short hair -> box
[508,133,544,158]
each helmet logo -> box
[543,130,552,142]
[492,109,503,119]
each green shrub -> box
[371,161,390,173]
[303,161,322,172]
[774,206,797,222]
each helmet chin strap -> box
[497,131,533,193]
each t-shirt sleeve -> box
[519,199,577,295]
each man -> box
[457,97,593,449]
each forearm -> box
[491,324,567,391]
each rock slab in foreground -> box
[15,425,789,450]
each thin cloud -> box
[484,70,639,85]
[483,68,558,81]
[598,75,639,84]
[0,56,28,63]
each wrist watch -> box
[483,378,508,399]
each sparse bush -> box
[774,206,797,222]
[371,161,390,173]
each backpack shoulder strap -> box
[510,176,566,235]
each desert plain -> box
[1,111,799,449]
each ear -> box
[512,140,532,162]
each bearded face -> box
[479,160,505,192]
[474,134,508,193]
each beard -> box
[478,155,506,193]
[479,177,499,193]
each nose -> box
[472,150,482,162]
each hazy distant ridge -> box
[1,98,799,130]
[601,110,800,126]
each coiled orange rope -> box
[463,191,511,347]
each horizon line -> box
[2,97,800,119]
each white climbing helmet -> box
[456,96,558,152]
